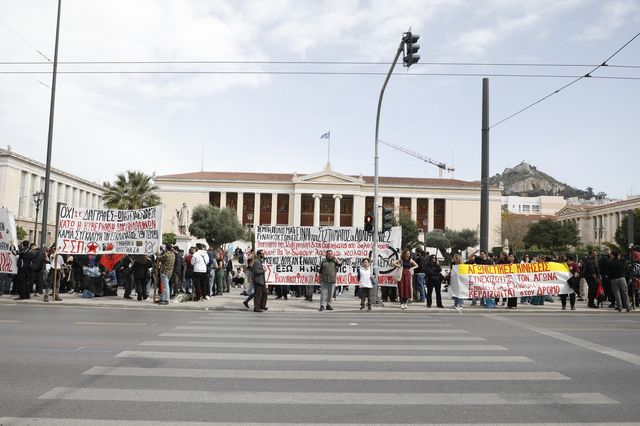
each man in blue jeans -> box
[413,250,426,302]
[156,244,175,305]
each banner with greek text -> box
[56,205,163,255]
[255,225,402,286]
[0,208,18,274]
[449,262,573,299]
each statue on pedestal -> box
[176,202,190,235]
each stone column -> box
[333,194,342,227]
[393,197,400,219]
[293,193,301,226]
[352,195,363,227]
[237,192,244,223]
[271,193,278,225]
[313,193,322,227]
[427,198,434,232]
[220,192,227,208]
[254,193,261,226]
[411,197,417,222]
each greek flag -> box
[320,131,330,140]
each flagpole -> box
[327,133,331,166]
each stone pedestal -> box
[175,234,193,253]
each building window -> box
[400,198,411,218]
[340,195,353,227]
[277,194,289,225]
[226,193,237,211]
[531,205,540,212]
[417,198,429,229]
[301,194,314,226]
[434,199,445,230]
[209,192,221,208]
[522,205,530,212]
[243,193,255,226]
[260,194,271,225]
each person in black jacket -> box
[598,249,614,308]
[582,250,600,308]
[608,251,630,312]
[132,255,152,301]
[14,241,31,300]
[424,255,444,308]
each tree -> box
[500,212,531,254]
[523,219,580,251]
[188,205,244,248]
[103,170,161,209]
[614,209,640,253]
[446,228,479,253]
[162,232,176,245]
[398,213,421,250]
[423,228,479,262]
[16,226,27,241]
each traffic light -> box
[364,214,374,233]
[402,31,420,67]
[382,207,394,232]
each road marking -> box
[116,351,532,363]
[551,328,639,332]
[74,321,147,326]
[188,320,444,326]
[0,319,20,323]
[159,332,485,341]
[38,388,616,405]
[488,315,640,366]
[139,340,507,351]
[174,325,459,333]
[197,316,441,323]
[4,419,636,426]
[83,366,570,381]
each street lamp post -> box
[32,190,45,244]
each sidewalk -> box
[1,287,634,314]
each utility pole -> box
[40,0,62,248]
[372,31,420,304]
[480,78,490,253]
[32,191,44,244]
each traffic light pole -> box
[372,40,404,305]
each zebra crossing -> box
[1,312,629,424]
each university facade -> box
[155,165,503,249]
[0,147,104,244]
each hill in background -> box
[488,162,592,198]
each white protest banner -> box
[0,208,18,274]
[449,262,572,299]
[56,205,163,255]
[255,225,402,286]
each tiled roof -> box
[156,171,482,188]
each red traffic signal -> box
[364,214,374,232]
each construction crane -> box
[379,139,455,178]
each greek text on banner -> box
[56,205,163,255]
[449,262,573,299]
[255,225,402,286]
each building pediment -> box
[293,168,365,185]
[556,205,587,217]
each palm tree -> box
[102,171,161,209]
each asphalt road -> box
[0,305,639,425]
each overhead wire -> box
[489,31,640,129]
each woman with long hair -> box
[394,249,418,310]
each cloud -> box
[576,0,640,40]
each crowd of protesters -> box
[3,239,638,314]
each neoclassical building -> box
[156,165,503,248]
[0,147,104,244]
[556,197,640,246]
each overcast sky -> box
[1,0,639,199]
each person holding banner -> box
[319,250,341,311]
[394,249,418,310]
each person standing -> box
[583,250,600,308]
[358,258,374,310]
[156,244,175,305]
[120,255,133,300]
[252,250,268,312]
[14,241,31,300]
[413,249,426,303]
[191,244,209,301]
[319,250,341,312]
[424,254,444,308]
[132,255,152,301]
[394,249,418,310]
[214,250,225,296]
[608,251,631,312]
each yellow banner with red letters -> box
[450,262,572,299]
